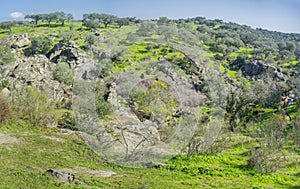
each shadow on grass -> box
[0,30,9,35]
[33,23,64,28]
[279,184,300,189]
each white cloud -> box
[8,12,24,20]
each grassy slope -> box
[0,22,300,189]
[0,123,299,189]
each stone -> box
[240,59,289,81]
[47,41,85,64]
[0,54,72,102]
[0,87,10,97]
[3,33,31,49]
[46,169,87,185]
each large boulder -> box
[0,54,71,102]
[2,33,31,49]
[240,59,289,81]
[47,41,85,66]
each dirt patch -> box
[58,167,117,178]
[41,135,64,142]
[0,133,19,145]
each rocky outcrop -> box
[47,41,85,66]
[46,169,87,185]
[0,54,71,102]
[2,34,31,49]
[239,59,289,81]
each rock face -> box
[240,59,288,81]
[47,41,85,66]
[0,55,70,101]
[4,34,31,49]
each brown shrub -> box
[0,95,12,123]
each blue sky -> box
[0,0,299,33]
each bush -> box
[248,114,287,173]
[95,82,113,118]
[14,86,55,126]
[31,35,53,54]
[0,95,12,123]
[0,76,9,90]
[56,110,77,131]
[53,62,74,85]
[60,30,76,42]
[0,42,15,65]
[294,113,300,148]
[84,34,97,50]
[95,97,113,118]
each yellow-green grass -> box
[0,122,299,189]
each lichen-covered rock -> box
[2,33,31,49]
[0,54,71,102]
[47,41,85,65]
[240,59,289,81]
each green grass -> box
[1,21,300,189]
[229,47,253,59]
[0,122,299,189]
[228,70,239,79]
[283,60,298,68]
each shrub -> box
[60,30,76,43]
[30,35,53,54]
[0,95,12,123]
[293,113,300,148]
[56,110,77,131]
[95,82,113,118]
[0,76,9,90]
[95,97,113,118]
[14,86,55,126]
[53,62,74,85]
[84,34,97,50]
[129,80,177,122]
[248,114,287,173]
[0,42,15,65]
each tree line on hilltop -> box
[0,12,300,65]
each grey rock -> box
[240,59,289,81]
[0,87,10,97]
[12,37,31,49]
[1,55,72,103]
[2,34,30,49]
[46,169,87,185]
[48,41,85,64]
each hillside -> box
[0,16,300,188]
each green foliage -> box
[56,110,77,131]
[53,62,74,85]
[59,30,76,42]
[84,34,97,49]
[25,12,73,26]
[83,13,117,28]
[95,97,113,118]
[129,80,177,121]
[225,88,255,131]
[0,14,300,189]
[0,76,9,89]
[55,12,73,26]
[25,14,43,25]
[115,18,130,28]
[83,19,99,30]
[0,95,12,123]
[95,82,113,118]
[13,86,55,126]
[0,21,14,33]
[30,35,53,54]
[0,42,15,65]
[136,22,158,36]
